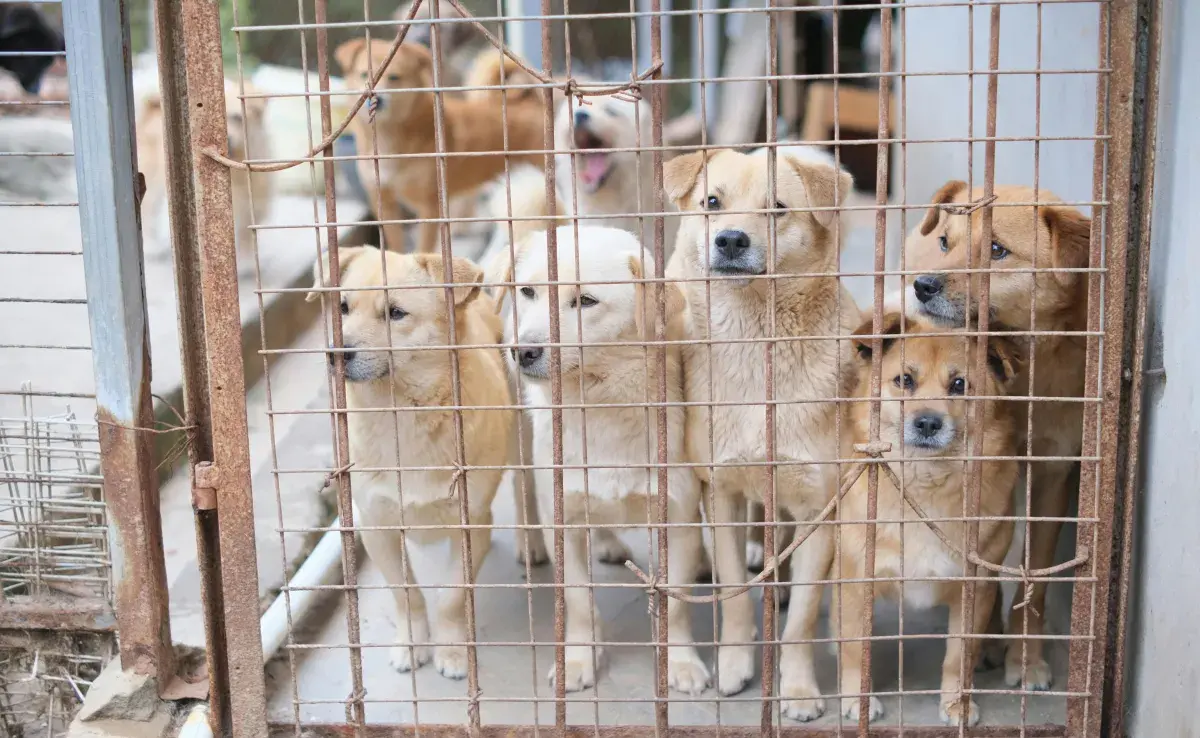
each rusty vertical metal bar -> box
[760,1,780,733]
[648,1,670,733]
[859,0,893,731]
[312,0,367,727]
[427,1,483,731]
[63,0,175,686]
[178,0,268,733]
[1067,0,1146,735]
[151,0,229,729]
[539,0,566,728]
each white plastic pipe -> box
[259,518,348,662]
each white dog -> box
[509,225,709,694]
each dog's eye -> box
[894,373,915,391]
[359,72,369,80]
[775,201,787,212]
[705,195,721,211]
[939,235,949,253]
[570,294,599,309]
[388,306,407,321]
[948,377,966,396]
[339,299,350,316]
[386,74,401,83]
[990,241,1010,260]
[520,286,536,299]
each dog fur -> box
[335,40,544,253]
[835,312,1024,726]
[509,225,710,694]
[306,247,513,680]
[903,182,1090,691]
[664,147,860,719]
[136,80,273,266]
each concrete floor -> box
[264,485,1070,729]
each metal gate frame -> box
[153,0,1162,736]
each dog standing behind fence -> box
[508,225,711,694]
[306,247,512,680]
[835,312,1025,726]
[664,147,860,719]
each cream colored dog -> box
[664,148,860,719]
[509,225,709,694]
[307,247,512,680]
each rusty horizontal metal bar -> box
[267,725,1067,737]
[0,596,116,632]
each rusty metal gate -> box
[147,0,1158,735]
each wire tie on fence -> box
[322,462,355,492]
[939,194,998,217]
[447,464,466,498]
[343,687,367,723]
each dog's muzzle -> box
[912,273,964,325]
[709,229,765,277]
[904,412,955,450]
[512,345,548,378]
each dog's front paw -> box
[516,531,549,567]
[547,647,597,692]
[594,532,631,565]
[781,683,826,722]
[668,649,711,695]
[715,645,755,696]
[841,695,884,723]
[434,645,469,679]
[746,540,765,571]
[940,696,981,727]
[389,643,431,673]
[1005,653,1052,691]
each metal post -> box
[63,0,175,685]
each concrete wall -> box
[1126,0,1200,734]
[895,0,1100,237]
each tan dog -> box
[510,226,709,694]
[137,80,273,268]
[335,40,544,252]
[306,247,512,680]
[836,313,1024,726]
[664,148,860,719]
[903,182,1089,691]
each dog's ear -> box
[985,325,1027,388]
[481,235,530,316]
[663,150,714,207]
[918,180,968,237]
[851,312,904,362]
[415,254,484,307]
[334,38,367,74]
[1042,204,1091,285]
[405,43,435,88]
[307,246,373,303]
[629,254,686,340]
[784,158,854,230]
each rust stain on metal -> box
[268,725,1067,738]
[0,596,117,632]
[192,461,221,510]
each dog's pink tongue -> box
[580,153,607,186]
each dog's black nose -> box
[913,413,944,438]
[913,275,944,303]
[714,230,751,260]
[574,108,590,126]
[516,346,544,368]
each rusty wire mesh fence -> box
[0,2,115,733]
[156,0,1148,735]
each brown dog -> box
[836,312,1024,726]
[335,40,545,252]
[903,181,1090,691]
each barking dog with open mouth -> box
[664,147,861,719]
[836,312,1025,726]
[307,247,513,681]
[900,181,1090,692]
[509,225,710,694]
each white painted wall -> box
[894,0,1100,236]
[1126,0,1200,734]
